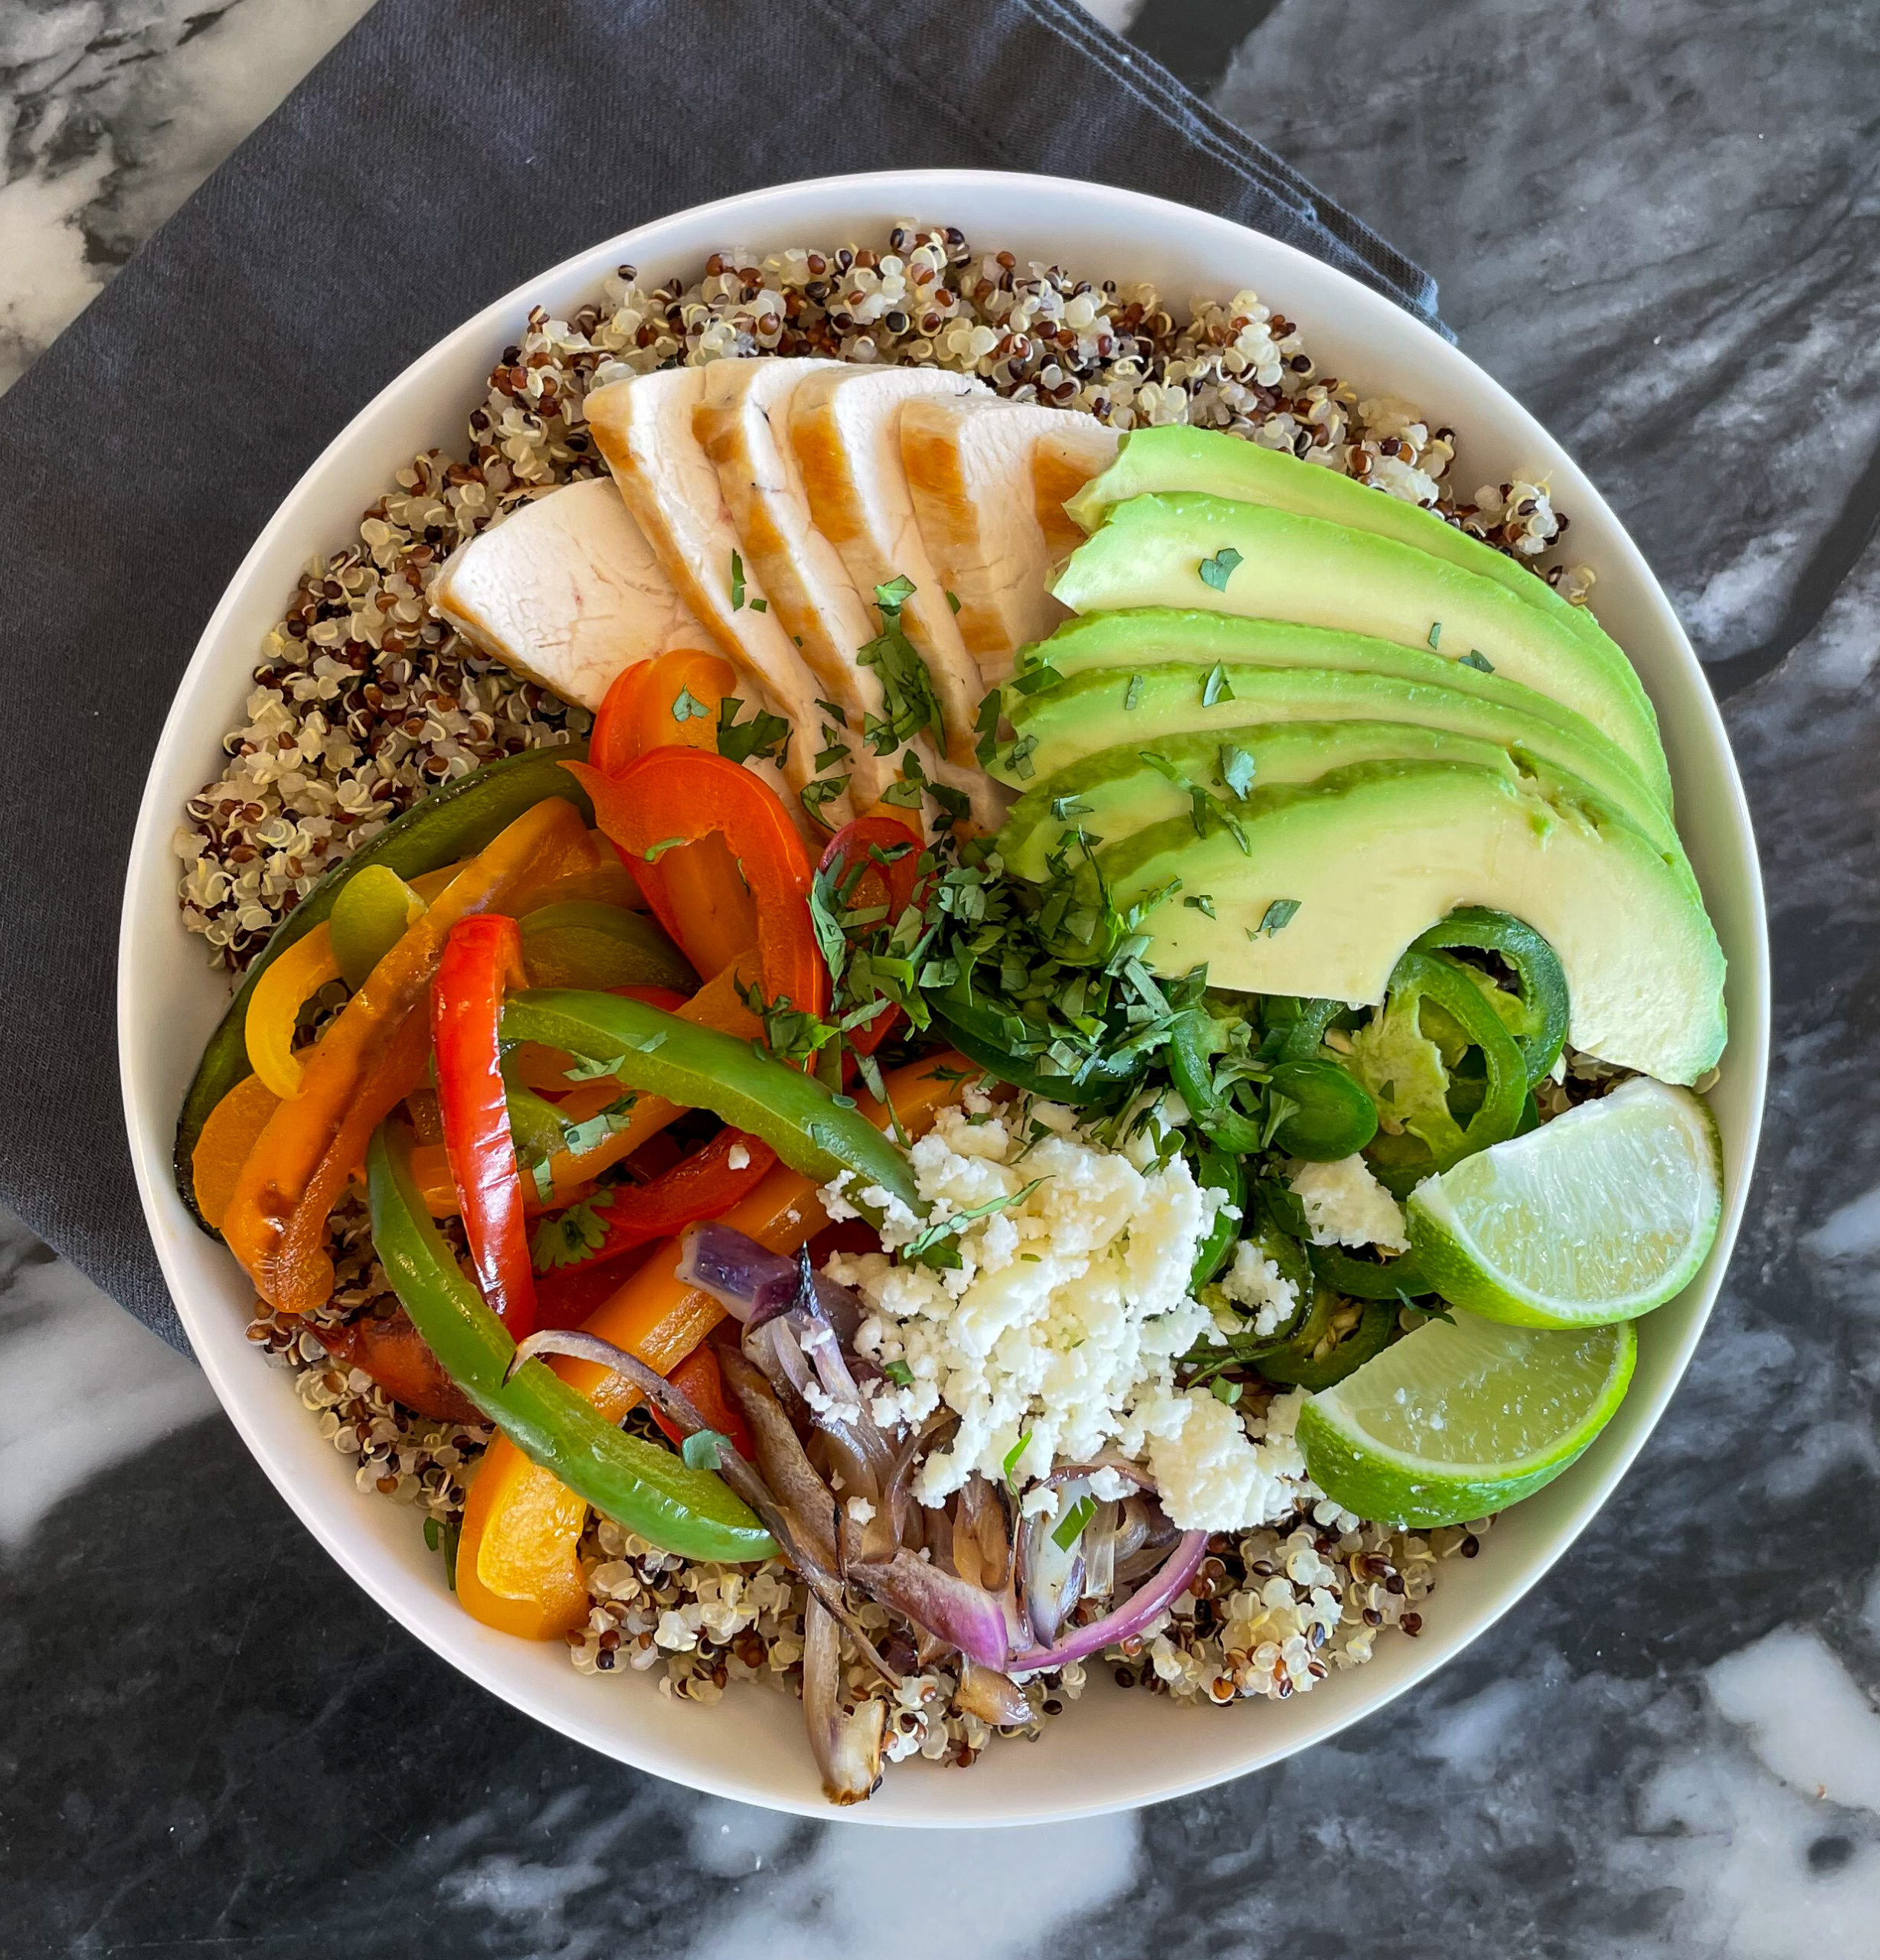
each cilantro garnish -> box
[531,1187,616,1272]
[1198,547,1243,592]
[1219,743,1256,799]
[555,1093,639,1161]
[1459,648,1495,672]
[800,776,850,828]
[973,689,1003,765]
[1123,673,1144,711]
[902,1178,1046,1270]
[671,686,710,723]
[883,1360,915,1387]
[1202,662,1233,707]
[1002,1433,1031,1490]
[731,550,746,610]
[715,696,791,766]
[1051,795,1094,821]
[682,1429,731,1470]
[1427,620,1442,650]
[1051,1494,1097,1551]
[1004,733,1039,779]
[945,590,962,613]
[1185,893,1216,917]
[1254,898,1302,937]
[858,576,944,754]
[749,597,768,613]
[814,698,850,727]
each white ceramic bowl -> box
[119,170,1768,1824]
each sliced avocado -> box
[1065,426,1616,654]
[995,661,1681,861]
[1094,759,1725,1086]
[1051,494,1669,807]
[999,718,1520,877]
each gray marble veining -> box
[4,0,1879,1954]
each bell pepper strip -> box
[224,796,596,1315]
[433,913,539,1338]
[928,991,1138,1106]
[566,751,826,1023]
[589,658,655,776]
[533,1242,660,1331]
[500,988,918,1219]
[533,1128,778,1281]
[316,1308,484,1424]
[628,647,740,757]
[649,1345,754,1461]
[177,745,593,1231]
[1356,948,1530,1198]
[518,900,696,992]
[455,1052,967,1638]
[1411,906,1571,1087]
[189,1073,281,1231]
[813,815,927,1057]
[244,924,343,1099]
[329,867,427,990]
[367,1122,775,1564]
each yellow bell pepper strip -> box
[176,744,593,1231]
[433,914,539,1340]
[244,924,343,1099]
[329,866,427,989]
[189,1073,281,1231]
[224,797,595,1316]
[367,1123,774,1565]
[499,988,917,1217]
[456,1052,966,1638]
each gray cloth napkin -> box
[0,0,1444,1355]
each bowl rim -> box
[117,166,1769,1824]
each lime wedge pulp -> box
[1296,1313,1636,1527]
[1406,1076,1723,1330]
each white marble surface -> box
[3,0,1878,1953]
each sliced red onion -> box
[1114,1493,1181,1586]
[953,1474,1011,1593]
[953,1661,1033,1729]
[677,1222,864,1341]
[1081,1499,1120,1601]
[803,1595,885,1806]
[1007,1530,1208,1676]
[1015,1476,1090,1648]
[854,1549,1010,1670]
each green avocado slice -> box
[1064,426,1611,647]
[995,659,1682,861]
[1091,758,1725,1086]
[1051,493,1669,807]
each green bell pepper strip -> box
[1188,1135,1245,1292]
[1362,949,1530,1198]
[1267,1059,1378,1161]
[1411,907,1569,1086]
[927,994,1139,1106]
[1251,1289,1398,1391]
[367,1123,775,1563]
[499,989,922,1217]
[1308,1241,1435,1300]
[175,744,592,1231]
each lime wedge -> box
[1406,1077,1723,1329]
[1296,1314,1636,1527]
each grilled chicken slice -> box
[430,478,705,710]
[584,368,852,828]
[695,356,903,808]
[901,396,1119,685]
[788,364,1005,825]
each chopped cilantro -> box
[749,596,768,613]
[1002,1433,1031,1490]
[671,686,711,723]
[800,776,850,828]
[904,1178,1046,1269]
[1007,665,1061,697]
[642,836,690,864]
[1004,733,1040,779]
[555,1093,639,1161]
[1051,795,1094,821]
[1211,1377,1242,1406]
[1255,897,1302,936]
[1202,662,1233,707]
[1123,673,1144,711]
[883,1360,915,1387]
[858,579,944,753]
[1052,1494,1097,1550]
[681,1429,730,1470]
[1459,648,1495,672]
[1427,620,1442,650]
[945,589,962,613]
[531,1187,617,1272]
[814,697,850,728]
[1185,893,1216,917]
[731,550,746,610]
[875,573,917,612]
[973,689,1003,765]
[1219,743,1256,799]
[1198,546,1244,592]
[715,696,791,766]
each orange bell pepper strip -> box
[453,1052,967,1638]
[432,914,538,1339]
[317,1310,483,1425]
[565,749,826,1024]
[224,798,595,1315]
[190,1073,282,1231]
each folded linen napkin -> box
[0,0,1444,1354]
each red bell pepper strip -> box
[535,1126,779,1289]
[649,1344,755,1462]
[432,914,538,1339]
[564,751,829,1023]
[316,1310,484,1424]
[816,815,930,1057]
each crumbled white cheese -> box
[1219,1238,1300,1337]
[822,1102,1320,1535]
[1288,1154,1408,1252]
[726,1142,751,1171]
[845,1495,875,1525]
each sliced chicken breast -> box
[584,368,852,828]
[787,364,1002,822]
[901,396,1120,686]
[430,477,705,710]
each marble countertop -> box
[5,0,1879,1952]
